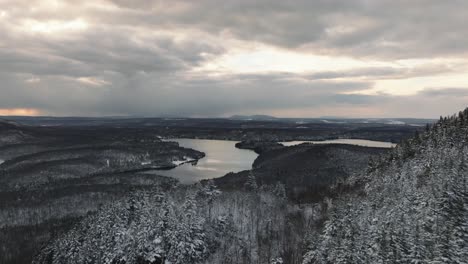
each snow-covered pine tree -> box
[303,107,468,263]
[244,172,258,191]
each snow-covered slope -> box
[27,109,468,264]
[0,119,35,147]
[303,109,468,263]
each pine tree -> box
[165,194,208,263]
[273,182,287,200]
[245,172,258,191]
[270,257,284,264]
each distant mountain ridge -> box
[229,114,279,121]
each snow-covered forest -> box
[32,108,468,264]
[33,181,316,264]
[303,110,468,263]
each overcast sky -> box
[0,0,467,118]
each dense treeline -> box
[0,120,203,264]
[34,181,317,264]
[32,108,466,264]
[1,110,460,264]
[303,108,468,263]
[216,144,387,203]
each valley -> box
[2,113,466,264]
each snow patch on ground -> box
[172,156,196,166]
[321,119,346,124]
[385,120,406,125]
[194,166,218,171]
[141,161,152,166]
[206,158,222,164]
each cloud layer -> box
[0,0,467,117]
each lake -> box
[281,139,396,148]
[152,139,259,184]
[149,138,395,184]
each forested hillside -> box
[33,182,315,264]
[217,144,387,203]
[6,109,465,264]
[0,122,204,264]
[303,109,468,263]
[31,108,468,264]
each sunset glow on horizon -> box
[0,108,41,116]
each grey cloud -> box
[331,94,389,105]
[93,73,374,117]
[8,0,467,59]
[374,89,468,118]
[417,88,468,97]
[99,0,468,59]
[0,68,373,117]
[305,65,456,80]
[0,26,221,77]
[1,65,466,118]
[0,0,467,118]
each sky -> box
[0,0,467,118]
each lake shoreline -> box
[154,138,396,185]
[150,138,259,184]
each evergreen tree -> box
[245,172,258,191]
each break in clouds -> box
[1,0,468,117]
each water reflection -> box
[149,138,395,184]
[153,139,258,184]
[281,139,396,148]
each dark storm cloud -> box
[68,73,374,117]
